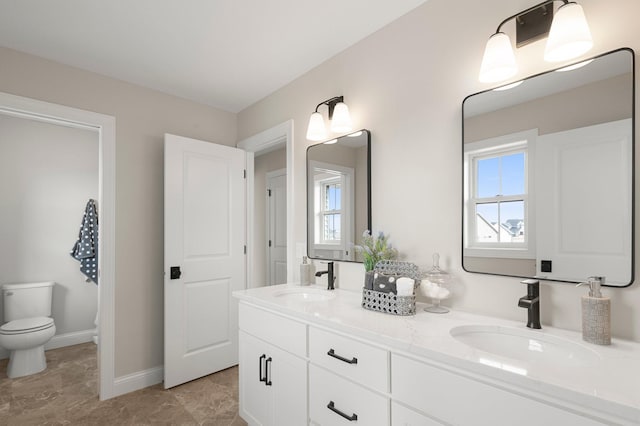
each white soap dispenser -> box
[579,276,611,345]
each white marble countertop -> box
[234,283,640,423]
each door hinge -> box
[268,240,272,248]
[267,189,272,197]
[244,245,247,254]
[243,169,246,179]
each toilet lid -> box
[0,317,54,335]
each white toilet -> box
[0,282,56,378]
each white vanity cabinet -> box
[238,303,307,426]
[392,353,615,426]
[308,327,390,425]
[235,287,640,426]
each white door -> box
[535,119,632,284]
[164,133,246,389]
[266,170,287,285]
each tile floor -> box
[0,343,247,425]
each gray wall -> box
[237,0,640,342]
[0,114,98,341]
[0,46,237,377]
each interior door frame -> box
[237,120,295,288]
[0,92,116,400]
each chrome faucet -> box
[315,261,335,290]
[518,279,541,329]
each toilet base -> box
[7,345,47,378]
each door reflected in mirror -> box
[462,48,634,286]
[307,129,371,262]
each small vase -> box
[364,270,375,290]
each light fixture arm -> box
[494,0,570,34]
[314,96,344,120]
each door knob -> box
[170,266,182,280]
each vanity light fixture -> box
[479,0,592,84]
[306,96,353,141]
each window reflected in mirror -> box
[462,48,634,286]
[307,129,371,262]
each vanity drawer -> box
[309,364,389,426]
[309,326,389,392]
[392,354,608,426]
[392,402,444,426]
[238,302,306,357]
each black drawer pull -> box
[327,401,358,421]
[259,354,266,383]
[265,357,273,386]
[327,349,358,364]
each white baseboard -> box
[0,328,97,360]
[112,366,164,398]
[46,328,97,350]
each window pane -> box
[323,213,341,241]
[500,201,524,243]
[477,157,500,198]
[475,203,498,242]
[501,153,525,196]
[324,183,341,210]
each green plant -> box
[355,230,398,271]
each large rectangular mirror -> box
[462,48,634,286]
[307,129,371,262]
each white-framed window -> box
[319,176,342,244]
[308,160,355,259]
[464,129,537,259]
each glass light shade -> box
[329,102,352,133]
[544,2,593,62]
[306,112,327,141]
[479,32,518,83]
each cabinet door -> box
[269,344,308,426]
[239,331,271,426]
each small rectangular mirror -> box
[462,48,634,286]
[307,129,371,262]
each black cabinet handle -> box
[327,401,358,421]
[265,357,273,386]
[327,349,358,365]
[259,354,266,383]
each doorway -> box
[237,120,295,288]
[0,92,116,400]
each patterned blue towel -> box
[70,199,99,285]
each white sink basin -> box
[273,287,335,302]
[450,325,601,369]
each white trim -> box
[237,120,296,285]
[0,328,97,360]
[113,366,164,398]
[45,328,96,350]
[0,92,117,401]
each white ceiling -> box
[0,0,427,112]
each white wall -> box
[0,46,237,377]
[0,114,98,346]
[238,0,640,342]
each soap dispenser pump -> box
[578,276,611,345]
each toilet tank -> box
[2,282,54,322]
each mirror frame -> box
[461,48,635,287]
[306,129,372,262]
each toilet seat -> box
[0,317,54,335]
